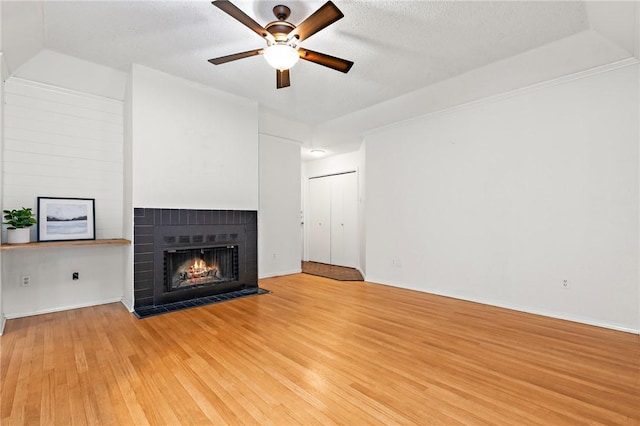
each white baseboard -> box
[120,297,134,312]
[364,276,640,335]
[0,315,6,335]
[3,297,124,320]
[259,268,302,279]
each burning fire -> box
[187,258,216,279]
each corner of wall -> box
[119,297,133,313]
[0,0,44,76]
[0,52,5,331]
[358,143,366,276]
[637,8,640,333]
[122,66,134,310]
[1,52,9,82]
[635,0,640,60]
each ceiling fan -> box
[208,0,354,89]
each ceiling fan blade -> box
[208,48,264,65]
[298,48,353,73]
[287,1,343,42]
[211,0,274,42]
[277,69,290,89]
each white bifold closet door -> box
[309,176,332,264]
[308,172,357,268]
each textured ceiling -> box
[2,0,635,159]
[40,0,592,126]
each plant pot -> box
[6,228,31,244]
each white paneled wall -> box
[3,78,123,239]
[2,78,126,318]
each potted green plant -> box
[3,207,37,244]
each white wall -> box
[0,0,43,74]
[122,69,134,311]
[14,50,127,100]
[130,65,258,210]
[304,151,361,178]
[302,149,365,273]
[258,134,301,278]
[3,79,124,239]
[1,77,126,318]
[2,247,124,318]
[357,145,366,274]
[0,51,5,333]
[365,64,639,333]
[259,109,312,146]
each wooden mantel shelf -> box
[0,238,131,251]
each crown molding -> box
[365,57,639,137]
[6,76,124,104]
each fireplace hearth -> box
[133,208,258,311]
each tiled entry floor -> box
[301,261,364,281]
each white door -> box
[330,172,358,268]
[308,172,358,268]
[308,176,331,264]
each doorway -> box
[307,171,358,268]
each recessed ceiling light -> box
[310,149,326,156]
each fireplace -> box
[133,208,258,309]
[165,245,239,292]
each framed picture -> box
[37,197,96,242]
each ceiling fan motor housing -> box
[265,21,295,41]
[266,5,298,42]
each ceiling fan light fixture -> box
[209,0,353,88]
[264,43,299,70]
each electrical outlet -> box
[561,279,570,289]
[272,253,276,260]
[20,275,31,287]
[392,257,402,267]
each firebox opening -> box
[165,245,239,292]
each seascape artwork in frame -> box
[37,197,96,242]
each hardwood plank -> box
[1,273,638,425]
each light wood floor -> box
[2,274,639,425]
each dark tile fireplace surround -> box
[134,208,258,311]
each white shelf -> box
[0,238,131,251]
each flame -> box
[189,259,209,273]
[183,258,218,282]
